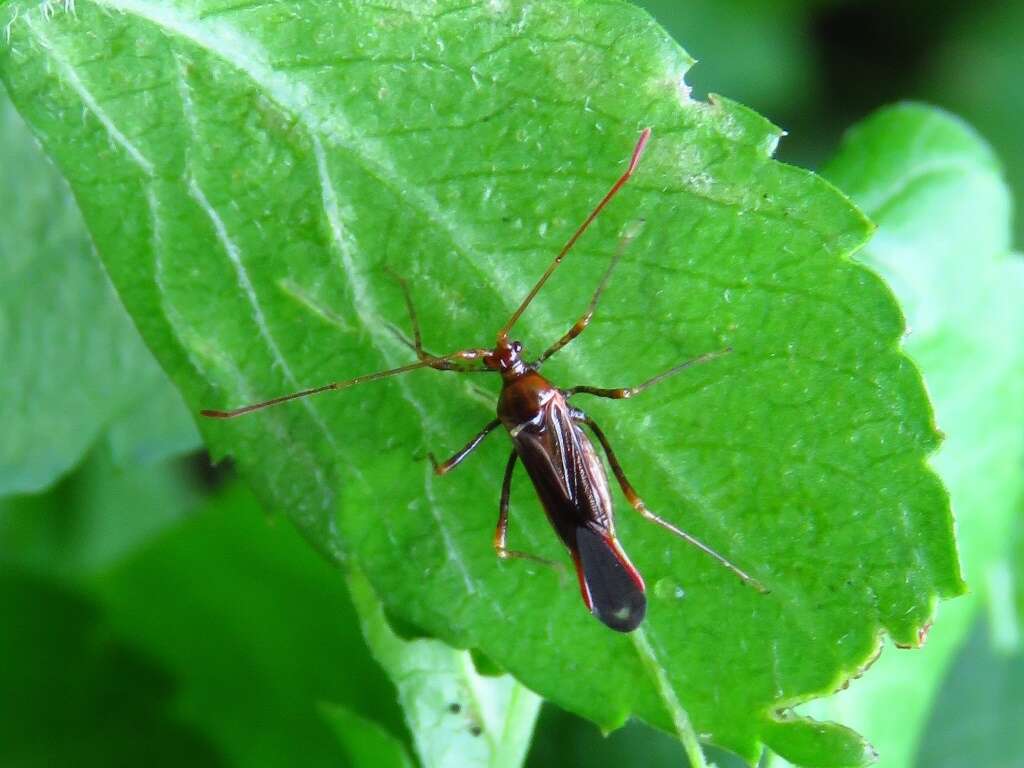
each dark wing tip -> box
[597,585,646,633]
[575,527,647,633]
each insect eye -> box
[512,341,523,354]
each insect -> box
[202,129,765,632]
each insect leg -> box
[201,276,492,418]
[383,267,494,373]
[494,450,563,570]
[562,348,731,399]
[499,128,651,342]
[385,268,458,363]
[535,222,646,367]
[574,410,767,592]
[535,248,622,367]
[429,418,501,475]
[200,343,495,419]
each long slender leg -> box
[386,267,428,357]
[201,346,488,419]
[494,451,562,569]
[385,268,491,373]
[563,348,731,400]
[201,273,491,418]
[574,410,767,592]
[429,418,501,475]
[535,242,625,367]
[499,128,651,340]
[386,272,444,363]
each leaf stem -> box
[631,628,709,768]
[494,679,543,768]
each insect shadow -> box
[203,129,766,632]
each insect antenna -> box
[201,358,445,419]
[498,127,652,341]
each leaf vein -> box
[25,13,155,176]
[313,134,479,595]
[631,627,708,768]
[187,176,340,452]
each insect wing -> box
[512,399,612,542]
[574,526,646,632]
[512,397,646,631]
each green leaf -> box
[103,376,203,466]
[349,567,541,768]
[816,105,1024,766]
[0,451,417,768]
[0,89,199,496]
[0,446,198,580]
[96,481,413,768]
[916,617,1024,767]
[0,568,223,768]
[0,3,962,763]
[320,702,417,768]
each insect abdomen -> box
[574,527,646,632]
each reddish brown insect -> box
[202,129,765,631]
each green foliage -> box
[1,464,423,767]
[0,2,966,764]
[4,443,545,768]
[0,91,199,496]
[348,568,541,768]
[0,447,196,579]
[95,482,413,768]
[527,705,749,768]
[320,703,416,768]
[916,618,1024,767]
[0,569,223,768]
[818,104,1024,768]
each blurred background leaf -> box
[0,447,198,580]
[94,481,414,768]
[924,1,1024,247]
[0,567,224,768]
[915,617,1024,768]
[0,455,421,768]
[320,703,416,768]
[0,91,200,497]
[813,103,1024,768]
